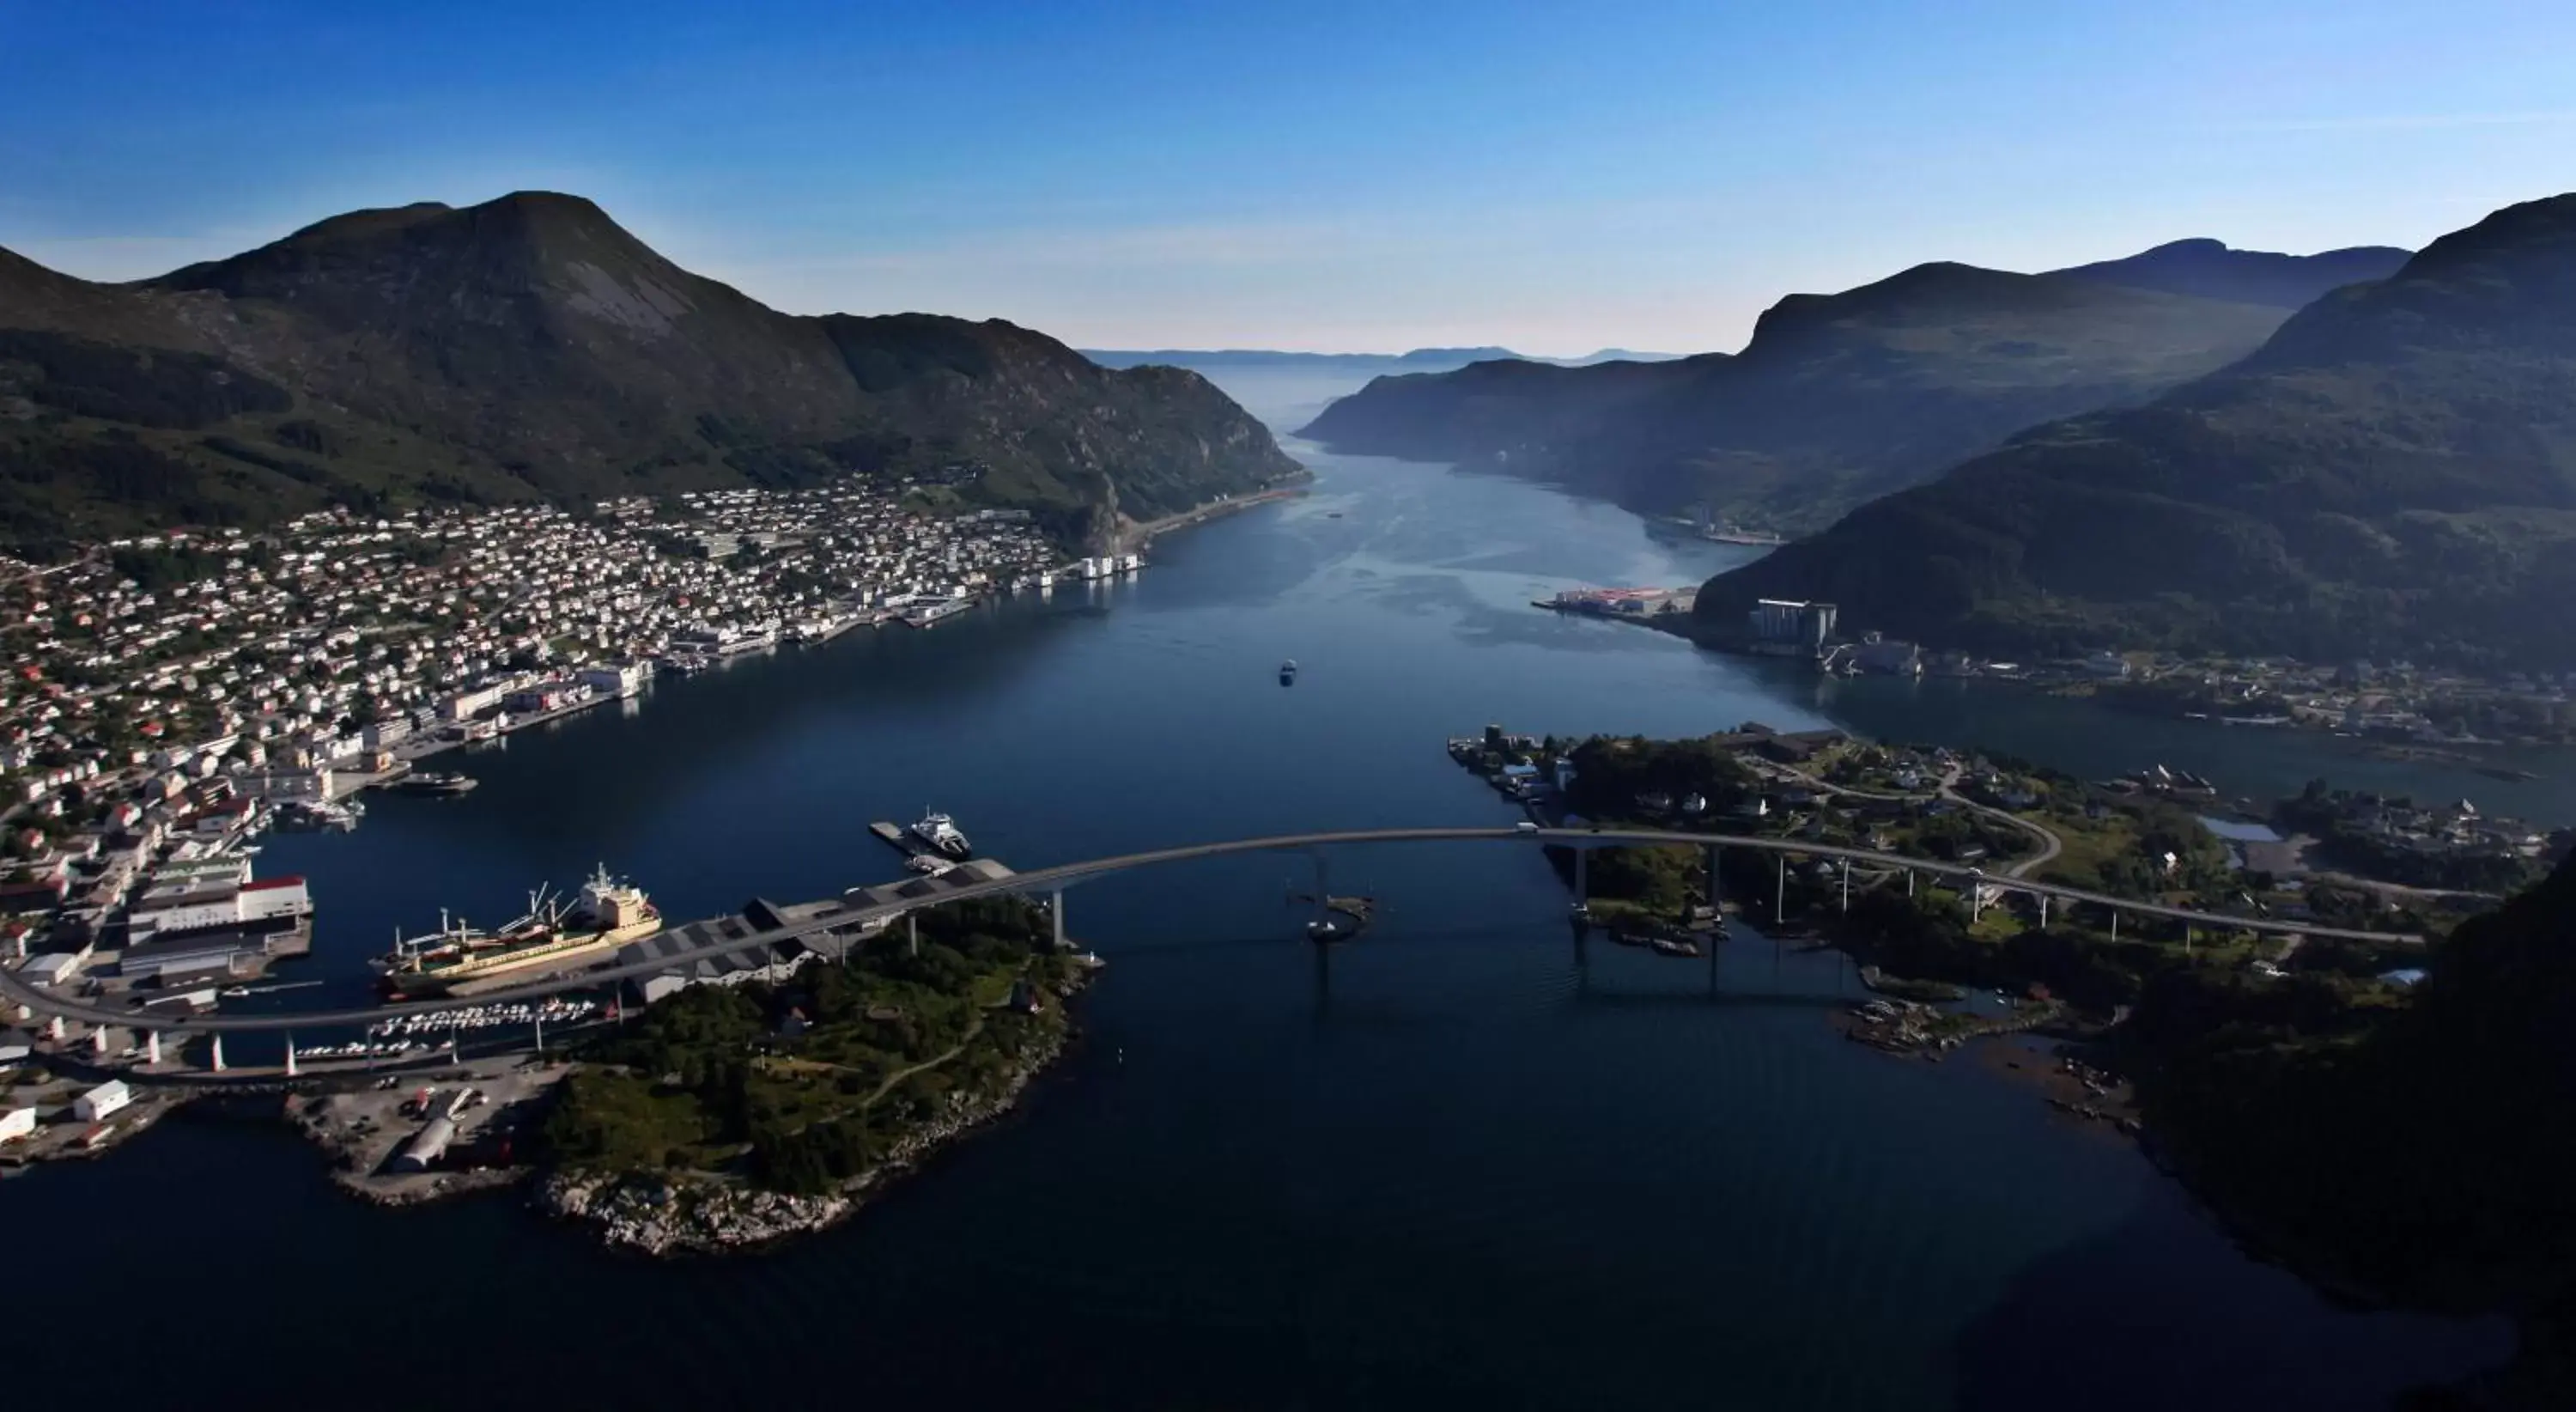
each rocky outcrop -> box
[535,990,1081,1256]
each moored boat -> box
[374,865,661,997]
[908,809,973,859]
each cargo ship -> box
[374,865,661,997]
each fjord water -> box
[2,368,2521,1409]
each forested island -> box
[535,897,1092,1253]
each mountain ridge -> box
[1695,192,2576,668]
[1079,345,1679,371]
[1297,258,2291,528]
[2047,237,2412,308]
[0,192,1301,546]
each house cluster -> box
[2300,793,2554,865]
[2096,656,2575,745]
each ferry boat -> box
[396,770,478,796]
[373,865,662,997]
[908,809,973,859]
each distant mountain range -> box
[1698,195,2576,669]
[0,192,1299,547]
[1081,347,1678,372]
[1297,249,2336,531]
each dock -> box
[870,821,935,859]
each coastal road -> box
[1,825,2422,1037]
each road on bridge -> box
[0,825,2420,1036]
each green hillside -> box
[1297,260,2290,530]
[0,192,1300,548]
[1698,193,2576,670]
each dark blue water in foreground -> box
[0,369,2518,1409]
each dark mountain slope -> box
[0,192,1297,545]
[1297,263,2286,530]
[2138,851,2576,1405]
[1698,193,2576,669]
[2047,237,2411,308]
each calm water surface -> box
[0,368,2517,1409]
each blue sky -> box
[3,0,2571,355]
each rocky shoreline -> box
[534,995,1082,1256]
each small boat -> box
[1306,919,1341,942]
[396,770,478,796]
[1279,659,1298,685]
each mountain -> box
[1567,348,1682,365]
[2140,850,2576,1405]
[1082,346,1523,372]
[1696,193,2576,670]
[2048,237,2412,308]
[1080,346,1680,373]
[1298,262,2290,530]
[0,192,1300,546]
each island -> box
[533,897,1091,1252]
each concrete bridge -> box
[0,825,2417,1053]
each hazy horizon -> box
[4,0,2568,355]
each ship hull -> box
[379,917,660,997]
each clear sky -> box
[3,0,2571,356]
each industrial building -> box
[125,875,311,945]
[21,952,83,987]
[119,927,273,984]
[73,1079,131,1123]
[1748,599,1838,654]
[579,663,648,700]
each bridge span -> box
[0,825,2419,1038]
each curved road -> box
[0,825,2417,1035]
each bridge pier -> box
[90,1024,109,1057]
[1971,886,1984,925]
[1839,858,1850,915]
[2038,897,2050,931]
[144,1030,160,1067]
[1574,847,1589,905]
[1906,868,1915,898]
[908,910,919,959]
[1774,854,1785,926]
[283,1035,297,1078]
[210,1033,226,1073]
[2111,908,2119,940]
[1051,886,1066,951]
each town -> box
[1545,585,2576,752]
[0,481,1148,966]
